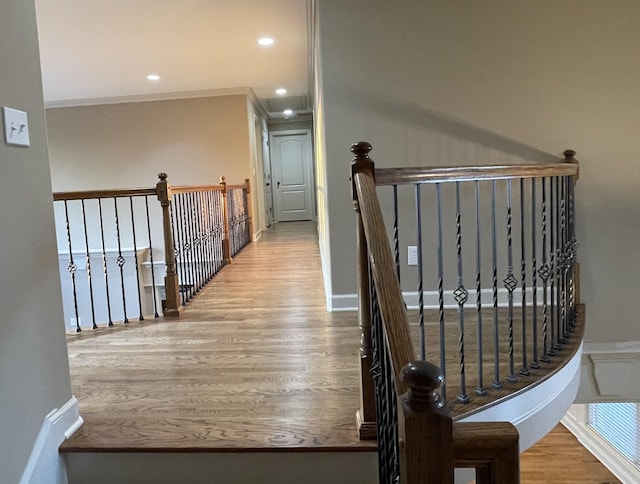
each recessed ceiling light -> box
[258,37,274,46]
[283,109,293,116]
[146,74,160,81]
[275,88,287,95]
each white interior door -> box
[270,129,313,222]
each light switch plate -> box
[3,106,30,147]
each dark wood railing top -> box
[53,187,156,201]
[375,162,578,186]
[171,184,225,194]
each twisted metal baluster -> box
[393,185,400,281]
[520,178,530,376]
[530,178,540,368]
[129,196,144,321]
[144,196,159,318]
[170,193,186,305]
[80,199,97,329]
[539,178,550,362]
[97,199,113,326]
[491,181,502,389]
[64,200,81,332]
[416,184,425,360]
[554,176,563,349]
[454,182,469,403]
[113,197,129,323]
[474,181,486,395]
[548,177,557,355]
[504,180,518,383]
[436,183,447,401]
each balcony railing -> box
[53,174,251,331]
[351,141,581,482]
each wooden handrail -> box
[375,161,578,186]
[53,187,156,201]
[171,184,225,194]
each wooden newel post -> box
[156,173,180,318]
[220,176,232,263]
[245,178,253,241]
[400,361,454,484]
[351,141,377,440]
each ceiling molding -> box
[44,87,253,109]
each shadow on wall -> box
[335,85,560,164]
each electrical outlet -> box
[408,246,418,266]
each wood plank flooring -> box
[62,221,618,483]
[63,222,373,452]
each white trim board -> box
[331,287,541,312]
[20,397,84,484]
[575,341,640,403]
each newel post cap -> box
[400,360,448,413]
[350,141,373,160]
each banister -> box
[53,187,156,201]
[375,162,578,186]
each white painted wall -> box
[315,0,640,343]
[0,1,74,482]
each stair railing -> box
[352,141,581,482]
[53,174,252,331]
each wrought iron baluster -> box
[393,185,400,281]
[531,178,540,368]
[539,178,550,362]
[113,197,129,323]
[436,183,447,401]
[215,190,224,272]
[554,176,563,349]
[568,174,578,327]
[549,176,557,354]
[63,200,81,332]
[80,199,97,329]
[170,194,186,306]
[97,199,113,326]
[204,190,215,281]
[491,181,502,389]
[474,181,486,395]
[560,176,569,342]
[129,196,144,321]
[504,180,518,383]
[193,191,205,291]
[520,178,530,376]
[186,191,198,299]
[176,192,190,303]
[454,182,469,403]
[416,184,425,360]
[144,196,159,318]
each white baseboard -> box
[330,287,538,312]
[20,397,84,484]
[563,405,640,484]
[252,230,262,242]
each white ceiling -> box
[35,0,310,114]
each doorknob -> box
[277,181,281,188]
[266,183,270,186]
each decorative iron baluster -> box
[214,190,224,272]
[436,183,447,402]
[474,181,486,395]
[177,192,190,303]
[504,180,518,383]
[554,175,563,349]
[560,176,569,342]
[539,178,550,362]
[567,173,578,327]
[393,185,400,280]
[548,176,557,355]
[63,200,81,332]
[144,196,159,318]
[454,182,469,403]
[186,191,198,298]
[520,178,530,376]
[113,197,129,323]
[193,191,205,291]
[416,184,425,360]
[491,181,502,389]
[97,199,113,326]
[129,196,144,321]
[530,178,540,369]
[203,190,214,281]
[80,199,97,329]
[170,193,186,306]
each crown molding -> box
[44,87,253,109]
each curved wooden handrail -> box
[171,184,225,194]
[53,187,156,201]
[376,162,578,186]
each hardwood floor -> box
[64,221,373,452]
[62,221,618,483]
